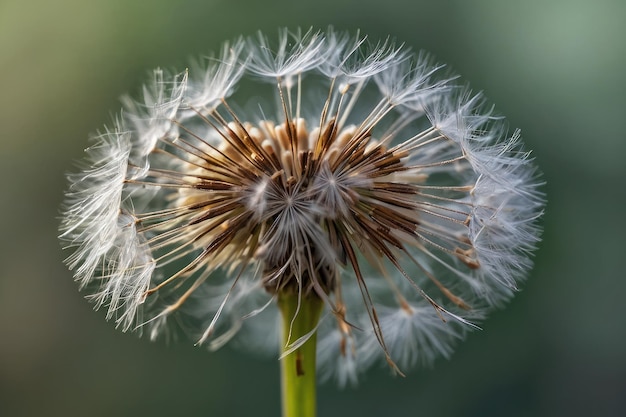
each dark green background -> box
[1,0,624,416]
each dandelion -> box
[60,28,544,417]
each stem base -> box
[278,293,323,417]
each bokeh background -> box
[1,0,624,416]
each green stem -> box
[278,292,323,417]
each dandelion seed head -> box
[60,27,544,383]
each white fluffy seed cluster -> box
[60,28,544,385]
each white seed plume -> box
[60,28,544,384]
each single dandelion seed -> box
[60,28,544,417]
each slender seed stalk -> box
[278,291,324,417]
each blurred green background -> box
[1,0,624,416]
